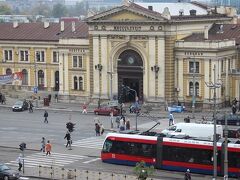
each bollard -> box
[98,172,101,180]
[61,168,65,179]
[38,165,42,177]
[86,170,88,180]
[74,169,77,180]
[111,173,114,180]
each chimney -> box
[44,21,49,28]
[71,21,75,32]
[148,6,153,11]
[13,21,18,28]
[61,21,64,32]
[204,26,208,40]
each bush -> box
[133,161,155,180]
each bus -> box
[101,133,240,177]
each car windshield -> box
[0,164,10,171]
[15,101,23,105]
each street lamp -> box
[151,65,160,79]
[205,64,222,180]
[107,71,113,100]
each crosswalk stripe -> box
[7,152,87,168]
[83,158,101,164]
[71,136,105,149]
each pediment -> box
[86,4,167,23]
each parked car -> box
[168,105,185,113]
[0,163,19,180]
[12,100,29,112]
[216,114,240,126]
[94,106,120,116]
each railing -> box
[22,165,158,180]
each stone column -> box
[92,36,100,98]
[148,36,156,100]
[158,37,165,98]
[100,36,108,99]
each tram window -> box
[228,152,240,168]
[102,139,113,153]
[103,139,156,157]
[162,146,213,165]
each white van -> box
[161,123,223,140]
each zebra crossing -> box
[6,152,87,168]
[71,136,105,149]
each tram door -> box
[156,137,163,169]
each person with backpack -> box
[95,123,100,136]
[64,131,71,149]
[44,110,48,123]
[40,137,46,153]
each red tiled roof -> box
[182,24,240,45]
[0,21,89,42]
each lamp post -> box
[107,71,113,100]
[205,64,222,180]
[151,65,160,79]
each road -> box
[0,107,226,179]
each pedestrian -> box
[184,169,191,180]
[119,117,125,131]
[82,102,87,114]
[110,111,114,128]
[16,154,23,171]
[232,97,238,106]
[95,123,100,136]
[40,137,46,153]
[64,131,71,148]
[232,104,237,115]
[169,112,174,126]
[126,119,130,130]
[0,92,2,104]
[115,116,120,128]
[48,94,52,103]
[55,93,58,103]
[184,116,190,123]
[44,110,48,123]
[45,140,52,156]
[1,94,6,104]
[29,101,33,113]
[100,123,104,135]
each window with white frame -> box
[189,61,199,73]
[4,50,13,61]
[52,51,59,63]
[73,55,83,68]
[73,75,84,90]
[189,81,199,96]
[19,50,29,61]
[36,50,45,62]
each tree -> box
[0,4,12,15]
[52,3,67,18]
[133,161,155,180]
[31,4,51,17]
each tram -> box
[101,133,240,177]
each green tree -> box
[0,4,12,15]
[133,161,155,180]
[52,3,67,18]
[31,4,51,17]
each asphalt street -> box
[0,96,234,179]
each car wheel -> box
[4,176,9,180]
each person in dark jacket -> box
[64,131,71,148]
[184,169,191,180]
[44,110,48,123]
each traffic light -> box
[66,122,75,132]
[19,142,26,151]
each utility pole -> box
[205,64,222,180]
[224,113,228,179]
[192,58,196,119]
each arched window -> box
[189,82,193,96]
[38,70,44,90]
[195,82,199,96]
[22,69,28,85]
[6,68,12,75]
[74,76,78,90]
[79,77,83,90]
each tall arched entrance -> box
[118,49,143,103]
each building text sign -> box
[113,26,141,31]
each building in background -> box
[0,1,239,108]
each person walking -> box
[82,102,87,114]
[95,123,100,136]
[1,94,6,104]
[119,117,125,131]
[29,101,33,113]
[184,169,191,180]
[100,124,104,135]
[45,140,52,156]
[40,137,46,153]
[126,119,130,130]
[64,131,71,149]
[169,112,174,126]
[110,111,114,128]
[44,110,48,123]
[16,154,23,171]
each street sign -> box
[33,86,38,93]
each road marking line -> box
[83,158,101,164]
